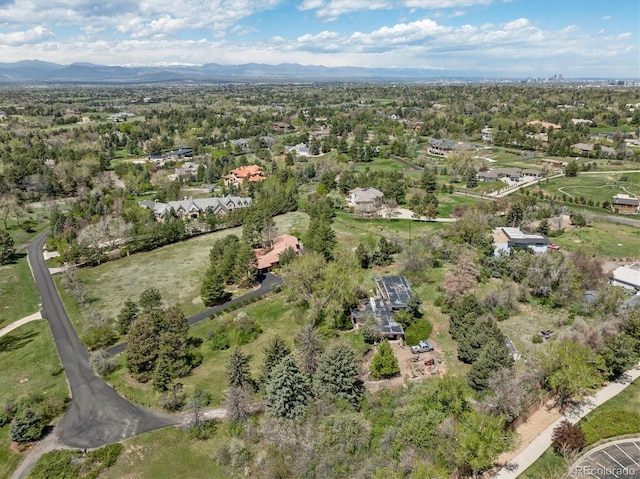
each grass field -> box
[0,321,69,479]
[550,220,640,260]
[100,427,231,479]
[520,377,640,479]
[534,172,640,205]
[0,254,41,329]
[352,156,412,172]
[71,212,308,326]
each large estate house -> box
[139,195,251,221]
[224,165,265,186]
[612,194,640,213]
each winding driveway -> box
[27,231,178,449]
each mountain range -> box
[0,60,492,84]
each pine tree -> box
[9,408,44,443]
[370,339,400,379]
[420,168,438,193]
[226,346,252,389]
[304,217,336,261]
[467,337,513,391]
[0,230,15,265]
[139,287,163,313]
[116,298,140,334]
[296,321,324,376]
[266,356,311,420]
[233,241,258,287]
[314,342,363,407]
[200,266,230,307]
[126,313,161,382]
[355,242,370,269]
[261,335,292,384]
[465,167,478,188]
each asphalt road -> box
[105,272,283,356]
[28,231,178,449]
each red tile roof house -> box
[256,234,302,272]
[224,165,266,186]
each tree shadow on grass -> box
[0,329,39,353]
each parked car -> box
[548,243,560,250]
[410,340,434,354]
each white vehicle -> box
[410,340,434,354]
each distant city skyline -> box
[0,0,638,78]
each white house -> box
[493,227,549,255]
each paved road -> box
[27,231,178,450]
[105,272,283,356]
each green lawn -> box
[437,193,483,217]
[0,254,41,329]
[0,321,69,479]
[104,296,303,408]
[550,220,640,260]
[534,173,640,205]
[70,212,308,328]
[99,427,231,479]
[352,156,413,173]
[520,377,640,479]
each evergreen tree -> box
[467,337,513,391]
[116,298,139,335]
[304,217,336,261]
[506,202,524,227]
[370,339,400,379]
[314,342,363,408]
[266,356,311,420]
[465,167,478,188]
[9,408,44,443]
[226,346,252,389]
[233,241,258,287]
[406,292,423,318]
[152,352,174,392]
[0,230,15,265]
[355,242,370,269]
[139,287,163,314]
[458,318,504,364]
[261,335,292,384]
[296,321,324,376]
[565,160,579,177]
[420,168,438,193]
[126,312,162,382]
[200,266,230,307]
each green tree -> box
[0,230,15,264]
[465,167,478,188]
[454,410,513,477]
[296,321,324,376]
[466,337,513,391]
[116,298,139,335]
[9,408,44,443]
[420,168,438,193]
[126,312,162,382]
[266,356,311,420]
[139,287,163,314]
[304,217,336,261]
[314,342,363,408]
[261,335,292,384]
[542,340,602,408]
[200,266,230,307]
[370,339,400,379]
[226,346,253,389]
[232,241,258,287]
[565,160,579,177]
[355,242,370,269]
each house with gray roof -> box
[139,195,251,221]
[348,187,384,217]
[493,227,549,255]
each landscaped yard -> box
[0,255,41,329]
[549,220,640,260]
[534,172,640,205]
[0,320,69,479]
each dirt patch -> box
[363,339,447,393]
[497,399,561,464]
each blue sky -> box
[0,0,638,78]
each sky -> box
[0,0,638,78]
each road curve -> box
[28,231,178,449]
[105,272,283,356]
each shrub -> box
[532,335,543,344]
[9,408,45,443]
[92,350,118,376]
[551,420,585,458]
[370,340,400,379]
[404,319,433,347]
[82,325,118,350]
[0,402,17,426]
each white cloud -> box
[602,15,611,20]
[0,26,53,45]
[300,0,496,19]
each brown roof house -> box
[224,165,265,186]
[256,234,302,272]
